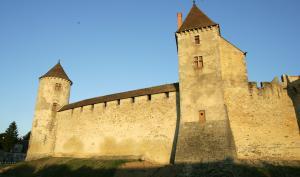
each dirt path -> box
[0,166,13,174]
[114,161,178,177]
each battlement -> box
[248,81,281,98]
[248,75,300,99]
[281,75,300,88]
[59,91,177,118]
[59,83,179,112]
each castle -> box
[27,4,300,164]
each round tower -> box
[26,61,72,160]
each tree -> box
[21,131,31,153]
[2,121,19,152]
[21,131,31,141]
[0,133,5,150]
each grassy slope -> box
[0,165,11,170]
[0,158,128,177]
[0,158,300,177]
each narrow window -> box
[199,57,203,68]
[52,103,58,111]
[199,110,206,124]
[91,104,94,111]
[104,102,107,107]
[165,92,169,98]
[194,56,199,68]
[195,35,200,44]
[147,95,151,101]
[194,56,203,69]
[131,97,135,103]
[117,99,120,105]
[55,83,62,91]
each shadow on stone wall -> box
[287,78,300,130]
[169,92,181,164]
[1,159,300,177]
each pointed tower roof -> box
[177,4,217,32]
[40,61,72,84]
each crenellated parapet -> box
[247,75,300,99]
[283,75,300,97]
[58,91,178,119]
[248,82,283,98]
[281,75,300,88]
[59,83,179,113]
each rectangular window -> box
[147,95,151,101]
[195,35,200,44]
[91,104,94,111]
[194,56,199,67]
[55,83,62,91]
[199,57,203,68]
[165,92,169,98]
[194,56,203,69]
[52,103,58,111]
[199,110,206,124]
[131,97,135,103]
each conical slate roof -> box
[178,4,217,32]
[40,62,72,84]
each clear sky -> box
[0,0,299,136]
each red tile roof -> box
[40,62,72,84]
[178,4,217,32]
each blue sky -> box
[0,0,299,136]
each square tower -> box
[175,4,235,163]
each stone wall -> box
[53,92,179,164]
[175,26,235,163]
[226,79,300,160]
[218,33,300,161]
[27,77,71,160]
[286,76,300,128]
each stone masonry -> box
[27,4,300,164]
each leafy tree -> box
[21,131,31,153]
[0,133,5,150]
[2,121,19,152]
[22,131,31,141]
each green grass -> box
[0,164,12,169]
[0,158,299,177]
[174,161,300,177]
[0,157,128,177]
